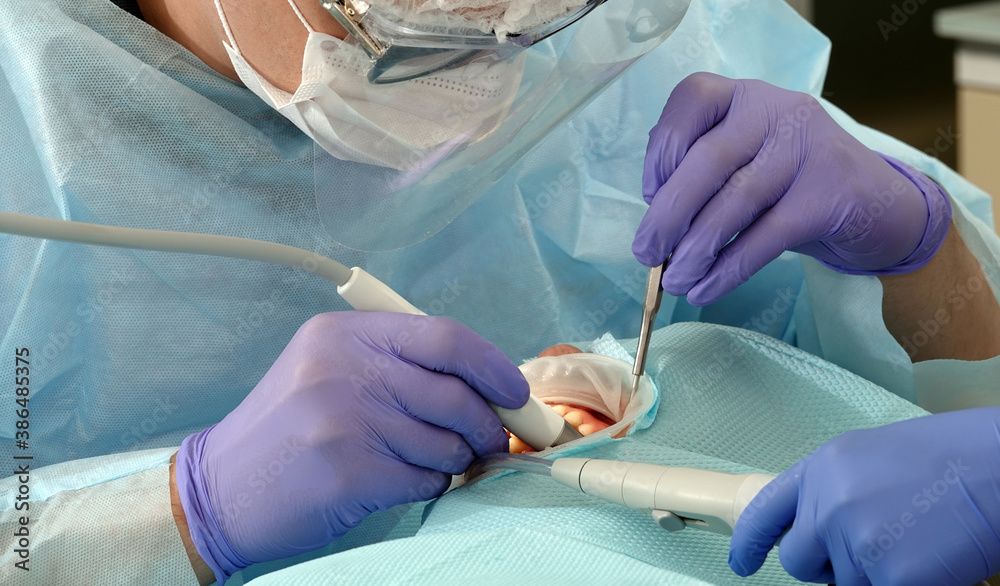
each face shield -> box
[321,0,610,84]
[311,0,692,251]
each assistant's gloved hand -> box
[729,408,1000,585]
[174,312,529,585]
[634,72,951,306]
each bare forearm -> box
[170,453,216,586]
[880,222,1000,362]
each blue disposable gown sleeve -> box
[0,447,198,584]
[792,98,1000,412]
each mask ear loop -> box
[212,0,299,109]
[285,0,318,33]
[214,0,315,55]
[213,0,242,54]
[285,0,342,103]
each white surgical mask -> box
[213,0,524,171]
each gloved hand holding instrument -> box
[633,73,952,306]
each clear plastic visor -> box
[314,0,691,251]
[320,0,606,83]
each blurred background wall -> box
[793,0,969,170]
[787,0,1000,225]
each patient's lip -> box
[537,344,583,358]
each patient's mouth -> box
[508,343,612,454]
[509,401,612,454]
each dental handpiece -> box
[0,211,581,452]
[552,458,774,535]
[470,454,775,535]
[339,268,583,451]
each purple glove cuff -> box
[176,427,251,586]
[819,154,953,277]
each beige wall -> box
[958,86,1000,230]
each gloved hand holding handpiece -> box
[173,312,530,584]
[730,408,1000,585]
[634,73,952,306]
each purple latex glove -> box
[174,312,529,585]
[634,73,951,306]
[730,408,1000,585]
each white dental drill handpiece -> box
[338,267,582,451]
[550,458,775,535]
[0,209,581,452]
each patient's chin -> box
[509,402,613,454]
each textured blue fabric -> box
[0,448,195,585]
[249,324,929,585]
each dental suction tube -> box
[0,211,580,451]
[466,453,555,478]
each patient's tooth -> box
[509,436,530,454]
[578,423,596,436]
[564,410,585,427]
[551,405,569,416]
